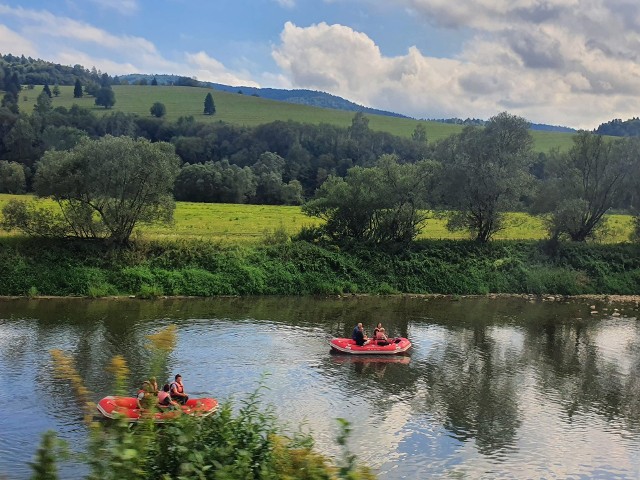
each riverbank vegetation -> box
[1,237,639,297]
[2,62,640,297]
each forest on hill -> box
[0,54,639,300]
[595,117,640,137]
[1,54,639,248]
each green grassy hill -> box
[21,85,576,152]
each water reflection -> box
[0,296,639,479]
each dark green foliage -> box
[434,112,534,242]
[0,160,26,193]
[95,86,115,108]
[31,386,373,479]
[175,160,256,203]
[0,97,430,205]
[596,117,640,136]
[29,430,66,480]
[6,136,181,244]
[84,81,99,97]
[42,83,52,98]
[149,101,166,118]
[0,54,111,87]
[34,90,52,115]
[304,155,439,244]
[1,238,639,297]
[203,92,216,115]
[533,132,635,241]
[73,78,83,98]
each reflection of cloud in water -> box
[3,298,640,479]
[591,318,638,373]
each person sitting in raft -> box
[372,323,387,340]
[170,374,189,405]
[158,383,180,410]
[352,323,370,346]
[136,380,153,410]
[148,377,159,395]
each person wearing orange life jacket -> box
[170,374,189,405]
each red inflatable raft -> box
[97,396,218,423]
[329,337,411,355]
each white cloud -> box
[0,5,156,54]
[185,51,260,86]
[272,1,640,129]
[0,23,36,57]
[87,0,139,15]
[0,5,261,87]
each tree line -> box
[1,82,639,246]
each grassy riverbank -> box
[1,237,639,297]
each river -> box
[1,296,639,479]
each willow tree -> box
[303,154,439,244]
[533,132,636,241]
[435,112,534,242]
[3,135,180,244]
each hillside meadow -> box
[0,194,633,244]
[20,85,577,152]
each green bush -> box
[137,283,163,299]
[0,237,639,297]
[31,391,375,480]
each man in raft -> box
[351,323,370,346]
[170,374,189,405]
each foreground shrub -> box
[36,338,375,480]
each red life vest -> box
[171,382,184,394]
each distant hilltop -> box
[0,53,579,133]
[118,74,410,119]
[119,73,577,133]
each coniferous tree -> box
[52,84,60,97]
[203,92,216,115]
[43,83,52,98]
[73,79,83,98]
[151,77,158,86]
[1,93,19,114]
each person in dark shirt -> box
[351,322,369,346]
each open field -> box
[20,85,577,152]
[0,194,633,244]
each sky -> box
[2,1,640,129]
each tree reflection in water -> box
[2,295,640,477]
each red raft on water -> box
[97,396,218,423]
[329,337,411,355]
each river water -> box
[1,296,639,479]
